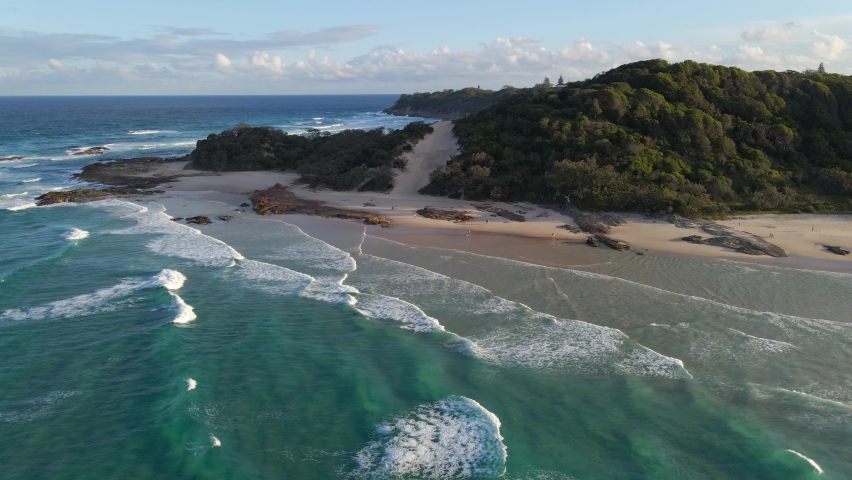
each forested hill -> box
[419,60,852,216]
[187,122,432,192]
[383,87,517,120]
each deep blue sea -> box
[1,96,850,479]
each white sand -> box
[155,123,852,272]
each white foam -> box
[785,450,823,474]
[11,163,38,168]
[106,202,244,267]
[1,192,28,198]
[300,275,358,305]
[128,130,164,135]
[0,269,189,325]
[187,378,197,392]
[354,294,445,333]
[5,202,36,211]
[170,293,197,324]
[21,178,41,183]
[235,260,314,296]
[62,228,90,241]
[210,434,221,447]
[353,396,506,479]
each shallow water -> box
[1,97,847,479]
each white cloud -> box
[47,58,72,72]
[811,31,847,61]
[213,53,234,74]
[741,22,798,42]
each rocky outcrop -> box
[596,234,630,251]
[559,206,625,234]
[73,146,110,156]
[669,215,787,257]
[218,215,232,222]
[250,183,391,227]
[557,224,581,233]
[586,237,599,247]
[35,187,161,206]
[475,204,525,222]
[74,157,188,188]
[0,156,25,162]
[824,245,850,255]
[186,216,212,225]
[416,207,473,222]
[682,235,704,244]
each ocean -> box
[0,96,849,479]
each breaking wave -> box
[352,396,506,479]
[0,269,189,325]
[62,228,90,241]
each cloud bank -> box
[0,19,849,94]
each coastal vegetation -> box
[383,87,517,120]
[187,122,433,191]
[410,60,852,216]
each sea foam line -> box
[786,450,823,475]
[366,235,849,338]
[0,269,189,325]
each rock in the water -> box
[186,216,212,225]
[586,237,599,247]
[682,235,704,244]
[825,245,850,255]
[73,146,110,156]
[0,156,25,162]
[240,202,250,207]
[35,187,160,206]
[218,215,232,221]
[170,217,184,222]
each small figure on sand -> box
[466,230,471,237]
[552,233,556,240]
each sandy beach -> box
[106,120,852,273]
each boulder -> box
[186,216,212,225]
[682,235,704,244]
[218,215,232,222]
[73,146,110,156]
[586,237,599,247]
[825,245,850,256]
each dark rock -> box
[825,245,850,255]
[170,217,184,222]
[0,156,25,162]
[186,216,212,225]
[596,234,630,251]
[219,215,232,222]
[682,235,704,244]
[74,156,188,188]
[416,207,473,222]
[476,204,525,222]
[557,206,624,234]
[240,203,250,207]
[250,183,391,227]
[586,237,599,247]
[557,224,581,233]
[669,215,787,258]
[35,187,161,206]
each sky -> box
[0,0,850,95]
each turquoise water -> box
[1,97,849,479]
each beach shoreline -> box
[70,119,852,273]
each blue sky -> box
[1,0,850,94]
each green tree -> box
[818,62,826,74]
[557,75,565,85]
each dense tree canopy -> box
[419,60,852,216]
[383,87,517,120]
[188,122,433,191]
